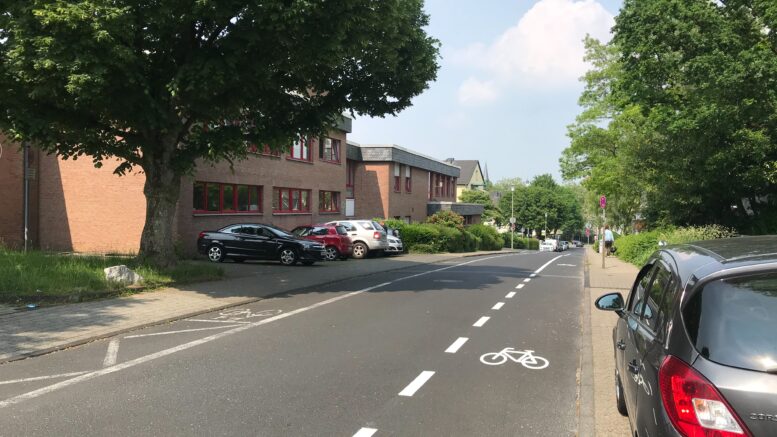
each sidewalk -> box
[0,250,513,363]
[583,247,636,437]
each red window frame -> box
[319,191,340,213]
[193,181,262,214]
[288,137,312,162]
[272,187,311,213]
[346,160,356,199]
[319,137,341,163]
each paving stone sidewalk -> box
[0,250,513,363]
[584,247,637,437]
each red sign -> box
[600,195,607,209]
[585,228,590,237]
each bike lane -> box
[0,252,557,436]
[356,249,586,436]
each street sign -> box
[585,222,591,229]
[520,227,525,234]
[585,228,590,237]
[510,223,515,231]
[509,217,516,224]
[600,196,606,209]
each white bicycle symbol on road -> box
[479,348,549,369]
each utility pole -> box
[510,186,514,250]
[544,212,547,239]
[23,142,30,253]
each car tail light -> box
[659,355,751,437]
[373,231,381,240]
[198,231,207,239]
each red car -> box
[290,225,353,261]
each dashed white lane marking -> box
[534,255,564,274]
[492,302,505,310]
[102,339,120,367]
[0,254,514,409]
[557,264,577,267]
[515,284,525,289]
[186,319,251,324]
[505,292,516,299]
[530,273,537,278]
[0,372,90,386]
[445,337,469,354]
[124,325,243,339]
[523,278,531,283]
[473,316,490,327]
[353,428,378,437]
[399,371,435,397]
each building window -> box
[193,181,261,214]
[405,166,412,192]
[319,191,341,212]
[346,160,356,199]
[319,137,340,163]
[272,187,311,213]
[288,136,312,161]
[394,163,401,192]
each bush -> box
[374,218,406,233]
[502,233,539,250]
[401,223,442,250]
[409,243,437,254]
[468,224,504,251]
[425,210,465,230]
[614,225,736,266]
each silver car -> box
[325,220,388,259]
[385,234,404,255]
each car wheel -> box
[352,242,368,259]
[207,245,225,263]
[615,370,628,416]
[324,246,339,261]
[279,248,298,266]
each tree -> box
[459,189,504,225]
[498,174,584,237]
[0,1,440,265]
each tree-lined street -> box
[0,251,586,436]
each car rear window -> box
[335,226,348,236]
[358,221,374,230]
[684,273,777,373]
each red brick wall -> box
[0,137,23,248]
[351,162,389,220]
[38,154,146,253]
[386,166,429,222]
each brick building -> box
[0,121,482,255]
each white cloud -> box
[457,77,498,105]
[451,0,615,102]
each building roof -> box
[447,160,481,185]
[346,142,460,177]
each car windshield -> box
[372,221,385,231]
[684,272,777,373]
[291,227,310,236]
[335,225,348,236]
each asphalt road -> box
[0,249,585,436]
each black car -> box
[197,224,325,265]
[596,236,777,437]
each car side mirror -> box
[595,293,625,314]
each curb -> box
[0,250,527,364]
[576,251,595,437]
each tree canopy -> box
[0,0,440,263]
[459,189,504,225]
[498,174,583,237]
[563,1,777,233]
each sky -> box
[350,0,624,184]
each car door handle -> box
[628,360,640,375]
[616,340,626,350]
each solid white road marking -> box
[124,325,243,339]
[530,273,537,278]
[0,372,90,386]
[515,284,525,289]
[505,292,516,299]
[557,264,576,267]
[186,319,251,324]
[523,278,531,283]
[445,337,469,354]
[473,316,490,327]
[0,254,514,409]
[399,371,435,397]
[353,428,378,437]
[102,339,120,367]
[492,302,505,310]
[534,255,564,274]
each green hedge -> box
[614,225,736,266]
[467,224,504,250]
[502,233,539,250]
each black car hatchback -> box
[596,236,777,437]
[197,223,325,265]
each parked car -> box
[385,234,404,255]
[595,235,777,437]
[198,223,325,265]
[290,225,353,261]
[324,220,388,259]
[539,240,556,252]
[560,241,570,251]
[544,238,560,252]
[572,240,583,247]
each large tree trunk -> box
[138,145,182,267]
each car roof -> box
[659,235,777,284]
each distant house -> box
[445,159,485,201]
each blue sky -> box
[350,0,623,183]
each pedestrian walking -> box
[604,225,614,256]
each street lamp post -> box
[510,186,514,250]
[544,212,548,239]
